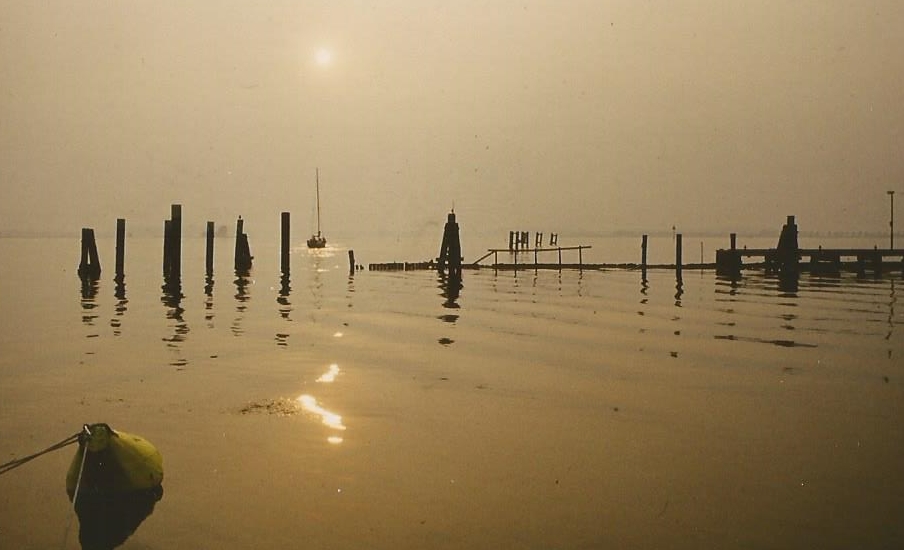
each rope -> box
[0,432,81,476]
[61,436,90,550]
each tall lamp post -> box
[889,190,896,250]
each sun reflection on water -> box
[316,363,340,383]
[297,393,345,444]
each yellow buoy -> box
[66,423,163,499]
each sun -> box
[315,48,332,67]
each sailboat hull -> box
[306,236,326,249]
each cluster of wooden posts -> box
[508,230,558,250]
[77,204,360,286]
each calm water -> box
[1,235,902,549]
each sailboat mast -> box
[315,168,321,236]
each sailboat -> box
[306,168,327,249]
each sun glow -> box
[315,48,332,67]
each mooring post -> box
[676,233,683,281]
[169,204,182,281]
[206,221,215,277]
[437,210,462,276]
[348,250,355,274]
[78,227,101,279]
[115,218,125,279]
[641,235,648,269]
[234,216,253,273]
[280,212,290,275]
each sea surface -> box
[1,234,902,549]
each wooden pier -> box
[474,245,592,270]
[716,216,904,276]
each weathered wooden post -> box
[280,212,290,275]
[716,232,742,277]
[437,210,462,277]
[641,235,648,269]
[171,204,182,280]
[676,233,683,282]
[776,215,799,276]
[234,216,253,273]
[508,231,515,251]
[206,221,215,277]
[78,227,101,279]
[161,204,182,281]
[348,250,355,275]
[641,234,648,281]
[115,218,125,280]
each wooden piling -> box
[115,218,125,279]
[234,216,253,273]
[206,221,215,277]
[170,204,182,280]
[641,235,648,269]
[348,250,355,274]
[280,212,290,274]
[437,211,462,276]
[676,233,683,281]
[78,227,101,279]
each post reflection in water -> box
[298,363,345,444]
[112,276,127,336]
[80,276,100,326]
[278,273,292,319]
[232,273,252,336]
[437,271,462,323]
[161,276,188,368]
[204,274,215,327]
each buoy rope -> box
[61,430,91,550]
[0,431,81,476]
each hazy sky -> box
[2,1,903,239]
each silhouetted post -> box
[676,233,683,282]
[521,232,529,250]
[172,204,182,280]
[115,218,125,279]
[437,210,462,276]
[535,233,543,247]
[234,216,253,273]
[550,233,558,246]
[776,215,800,276]
[280,212,290,275]
[78,228,101,279]
[206,221,215,277]
[716,232,743,277]
[641,235,648,269]
[348,250,355,275]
